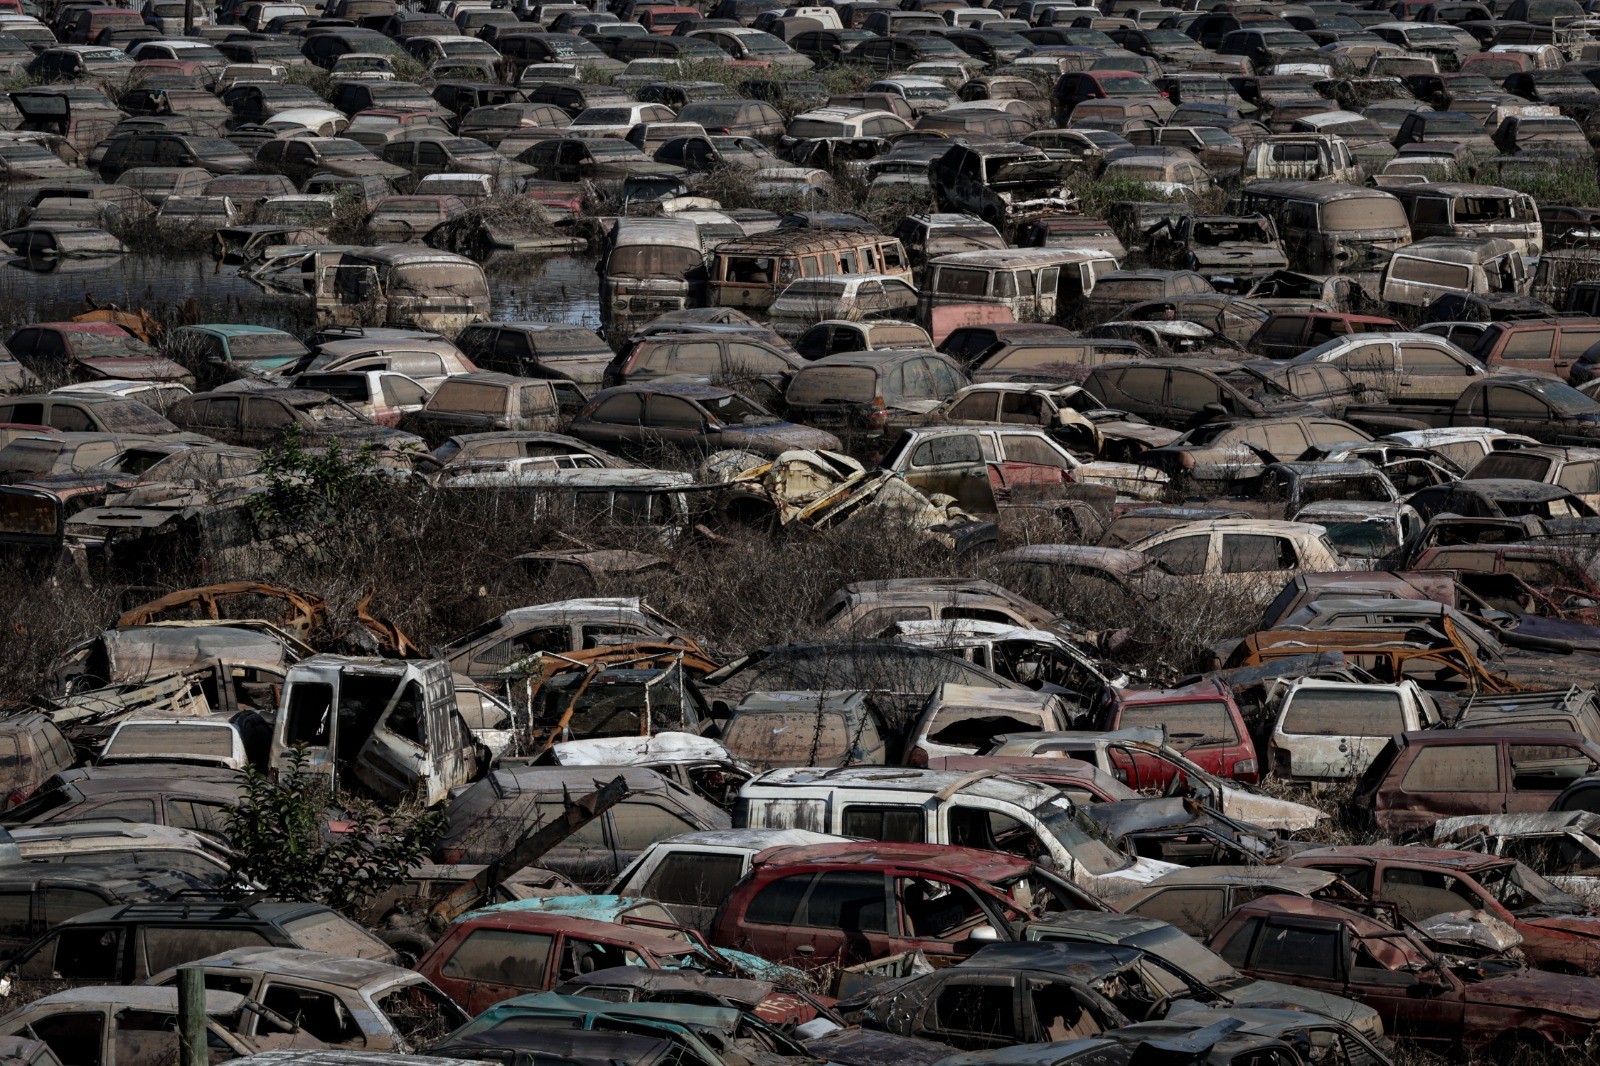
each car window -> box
[930,976,1019,1038]
[259,984,364,1044]
[1001,434,1070,470]
[27,1012,105,1066]
[609,802,696,849]
[1400,744,1499,792]
[1508,742,1596,791]
[1127,887,1228,937]
[1220,534,1296,573]
[142,927,271,975]
[840,804,925,842]
[802,871,888,932]
[440,928,554,988]
[1249,922,1342,980]
[746,873,813,925]
[1142,534,1209,576]
[641,852,747,907]
[910,434,982,467]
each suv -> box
[1357,728,1600,834]
[455,322,613,391]
[734,766,1176,898]
[1470,317,1600,380]
[3,901,394,988]
[930,142,1072,228]
[1099,679,1258,783]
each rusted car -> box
[1357,729,1600,835]
[1209,895,1600,1054]
[710,841,1100,973]
[1287,846,1600,976]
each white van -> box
[734,766,1176,899]
[1267,679,1440,782]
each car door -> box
[1482,383,1557,441]
[240,395,294,446]
[911,972,1027,1050]
[1392,741,1506,823]
[1505,739,1599,812]
[642,394,708,452]
[1342,925,1463,1043]
[992,430,1073,499]
[427,923,556,1015]
[897,431,995,514]
[577,390,643,453]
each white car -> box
[568,102,678,138]
[767,273,920,339]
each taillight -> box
[867,396,889,429]
[4,786,32,810]
[907,746,928,768]
[1233,758,1258,781]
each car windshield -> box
[703,391,771,425]
[1475,860,1585,916]
[1099,75,1156,95]
[1034,796,1132,875]
[1128,923,1238,984]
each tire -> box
[379,927,435,967]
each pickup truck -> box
[1342,374,1600,444]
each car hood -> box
[1225,978,1384,1037]
[78,354,191,383]
[722,422,843,450]
[1499,613,1600,653]
[1469,964,1600,1019]
[1524,912,1600,939]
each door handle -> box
[795,945,815,956]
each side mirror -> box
[966,925,1000,943]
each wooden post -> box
[183,0,194,36]
[177,966,207,1066]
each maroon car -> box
[1355,729,1600,835]
[1288,845,1600,976]
[1209,895,1600,1054]
[709,841,1102,973]
[1098,678,1260,784]
[6,322,193,385]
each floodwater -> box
[0,248,603,336]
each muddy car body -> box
[145,948,468,1051]
[982,728,1324,833]
[608,827,850,932]
[244,245,490,334]
[930,142,1074,228]
[269,655,484,806]
[1234,182,1411,276]
[1022,911,1385,1040]
[1209,895,1600,1052]
[1358,729,1600,834]
[721,691,890,772]
[0,987,286,1063]
[936,383,1180,459]
[1267,679,1441,782]
[711,840,1103,972]
[1148,214,1288,279]
[1287,845,1600,976]
[434,765,730,883]
[734,767,1175,897]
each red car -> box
[418,908,723,1016]
[1287,845,1600,976]
[1247,312,1402,359]
[1209,895,1600,1054]
[1098,678,1259,784]
[709,841,1103,973]
[6,322,193,385]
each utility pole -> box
[177,967,207,1066]
[184,0,194,37]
